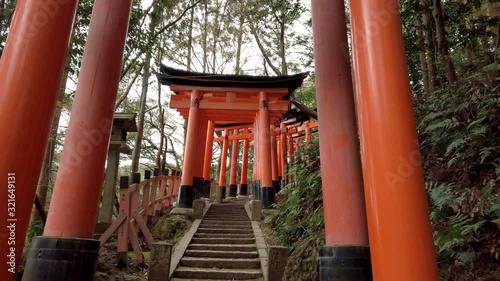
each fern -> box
[445,137,468,156]
[425,117,459,133]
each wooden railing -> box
[99,169,181,266]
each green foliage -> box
[154,214,192,245]
[26,221,45,243]
[417,70,500,170]
[426,181,498,278]
[418,67,500,280]
[267,140,323,250]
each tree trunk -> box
[432,0,458,83]
[211,2,221,73]
[488,0,499,62]
[291,99,318,120]
[30,61,70,222]
[421,0,438,91]
[416,6,430,95]
[234,16,244,74]
[0,0,5,33]
[248,19,282,75]
[278,20,287,75]
[156,109,165,169]
[187,7,194,71]
[132,6,157,172]
[202,1,208,73]
[463,0,475,67]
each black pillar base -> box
[272,180,281,194]
[252,180,261,200]
[221,186,226,199]
[261,187,275,208]
[204,180,212,198]
[22,237,100,281]
[193,177,206,199]
[177,185,194,208]
[238,184,248,196]
[228,184,237,197]
[319,246,372,281]
[252,181,257,199]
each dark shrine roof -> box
[157,65,309,97]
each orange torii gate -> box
[0,0,440,280]
[157,66,308,209]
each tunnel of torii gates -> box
[0,0,439,280]
[156,65,312,209]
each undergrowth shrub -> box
[417,65,500,280]
[265,139,325,280]
[268,140,323,250]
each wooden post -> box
[203,121,215,180]
[349,0,439,279]
[178,90,202,208]
[280,123,287,184]
[270,130,280,193]
[43,0,133,239]
[142,170,151,223]
[99,149,120,224]
[239,130,250,196]
[229,129,239,197]
[219,130,229,196]
[0,0,78,277]
[258,92,274,208]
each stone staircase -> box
[172,200,263,280]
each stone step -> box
[170,277,262,281]
[207,208,246,212]
[197,228,253,234]
[200,220,251,226]
[200,220,252,227]
[194,233,254,239]
[180,257,261,269]
[191,237,255,245]
[203,216,249,220]
[185,249,259,258]
[199,224,252,230]
[188,244,256,252]
[174,267,263,280]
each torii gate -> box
[157,65,308,209]
[0,0,439,280]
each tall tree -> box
[433,0,458,83]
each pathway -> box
[172,199,263,280]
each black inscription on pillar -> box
[260,100,268,109]
[191,98,200,108]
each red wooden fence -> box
[99,169,181,266]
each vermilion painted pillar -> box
[270,131,280,193]
[287,133,294,164]
[349,0,439,280]
[277,139,282,177]
[228,129,239,197]
[203,121,215,180]
[176,89,202,208]
[311,0,371,279]
[0,0,78,279]
[238,131,250,196]
[305,121,312,143]
[192,117,208,199]
[258,92,274,208]
[203,120,215,198]
[219,129,229,198]
[280,123,287,185]
[252,119,261,200]
[30,0,132,280]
